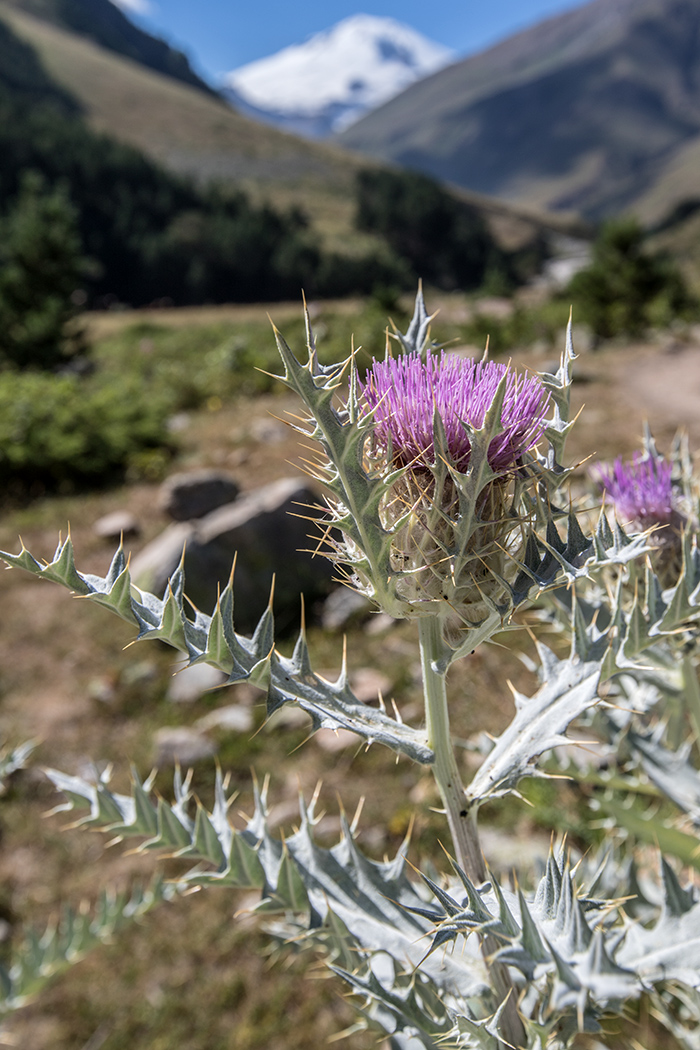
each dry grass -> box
[82,297,366,342]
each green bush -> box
[566,218,698,339]
[0,370,173,496]
[458,299,571,355]
[92,320,283,406]
[91,307,409,410]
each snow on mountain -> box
[221,14,455,139]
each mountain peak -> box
[222,14,454,139]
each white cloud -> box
[110,0,153,15]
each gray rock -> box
[130,477,333,632]
[314,728,360,752]
[321,587,372,631]
[312,667,394,703]
[479,826,553,873]
[197,705,254,733]
[250,418,287,444]
[129,520,192,591]
[364,612,397,636]
[167,661,228,703]
[349,668,393,703]
[166,412,191,434]
[88,675,118,705]
[153,727,217,767]
[160,469,240,521]
[264,705,309,730]
[120,659,160,688]
[93,510,140,540]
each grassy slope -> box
[633,134,700,224]
[641,135,700,289]
[651,212,700,291]
[3,0,215,94]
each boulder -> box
[321,586,372,631]
[93,510,140,540]
[365,612,397,636]
[166,661,228,703]
[159,469,240,521]
[153,727,217,767]
[130,477,333,632]
[129,520,192,591]
[349,667,394,703]
[314,728,360,752]
[197,705,255,733]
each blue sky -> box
[116,0,588,81]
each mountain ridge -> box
[337,0,700,222]
[2,0,214,94]
[0,0,579,262]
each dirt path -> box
[554,334,700,465]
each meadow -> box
[1,292,700,1049]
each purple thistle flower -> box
[360,352,550,472]
[596,453,674,528]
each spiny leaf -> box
[0,878,178,1017]
[0,539,432,765]
[466,650,601,803]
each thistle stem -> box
[418,616,525,1049]
[419,616,485,882]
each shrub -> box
[566,218,698,339]
[459,299,571,355]
[0,370,172,496]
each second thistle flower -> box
[595,450,687,585]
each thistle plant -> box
[594,436,691,586]
[4,290,700,1049]
[596,451,675,530]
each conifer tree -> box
[0,171,87,371]
[567,218,697,339]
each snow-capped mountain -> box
[221,14,455,139]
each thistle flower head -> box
[360,352,550,472]
[274,290,573,635]
[596,453,674,529]
[350,351,551,626]
[595,451,686,586]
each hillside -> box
[0,1,580,261]
[337,0,700,223]
[2,0,214,93]
[0,1,372,251]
